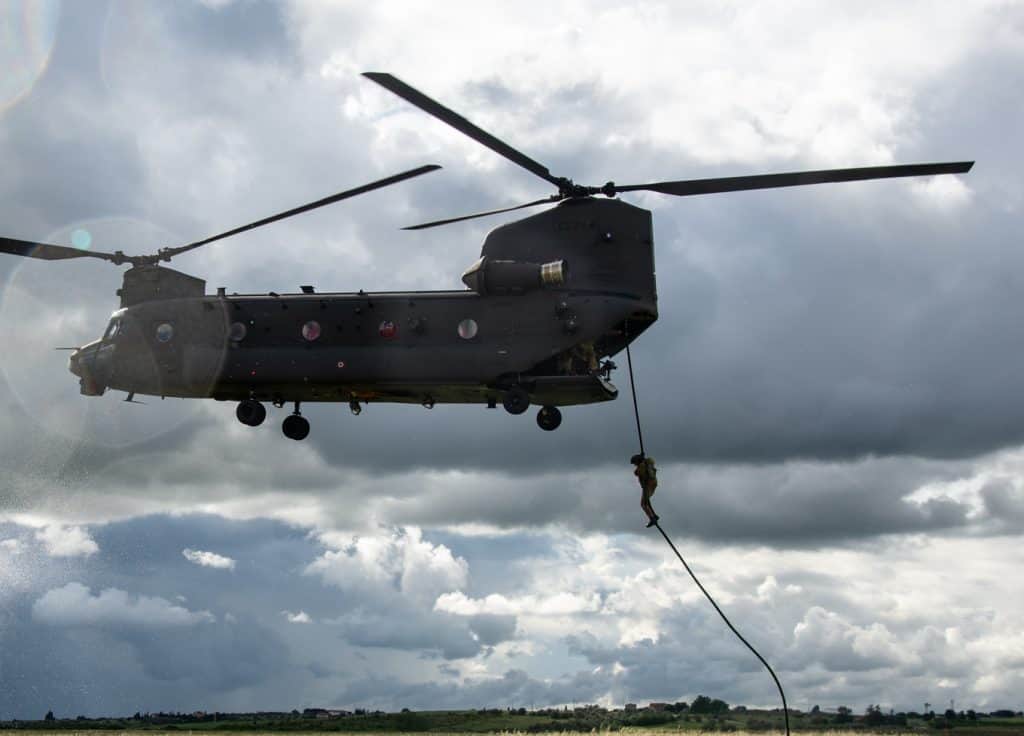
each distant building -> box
[625,703,637,712]
[648,703,668,712]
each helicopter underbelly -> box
[198,372,618,407]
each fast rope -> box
[624,342,791,736]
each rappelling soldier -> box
[631,453,659,527]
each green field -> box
[3,709,1022,736]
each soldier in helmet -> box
[631,453,659,527]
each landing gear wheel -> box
[502,386,530,415]
[236,399,266,427]
[282,414,310,441]
[537,405,562,431]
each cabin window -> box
[155,323,174,343]
[379,320,397,339]
[229,322,247,342]
[302,320,321,341]
[457,318,478,340]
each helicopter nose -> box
[68,346,87,378]
[69,341,109,396]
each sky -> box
[1,0,1023,720]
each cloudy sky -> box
[2,0,1023,720]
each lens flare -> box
[0,216,203,451]
[71,228,91,250]
[1,0,61,114]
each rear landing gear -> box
[236,399,266,427]
[537,405,562,431]
[282,403,310,440]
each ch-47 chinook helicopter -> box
[0,73,973,441]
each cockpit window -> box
[103,318,121,341]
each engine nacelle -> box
[461,256,567,296]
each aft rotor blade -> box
[402,196,558,230]
[613,161,975,197]
[0,236,125,264]
[158,164,442,260]
[364,72,563,190]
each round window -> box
[302,320,321,341]
[379,320,397,339]
[229,322,247,341]
[155,323,174,343]
[457,318,478,340]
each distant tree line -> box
[2,701,1021,732]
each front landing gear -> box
[502,386,530,415]
[236,399,266,427]
[537,405,562,431]
[282,403,310,441]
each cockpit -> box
[102,310,126,342]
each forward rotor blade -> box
[402,196,558,231]
[157,164,442,261]
[0,236,125,264]
[614,161,975,197]
[364,72,563,190]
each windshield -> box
[102,316,121,341]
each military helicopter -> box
[0,73,973,440]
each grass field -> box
[0,731,855,736]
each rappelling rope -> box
[624,342,791,736]
[624,341,646,457]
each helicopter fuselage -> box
[70,198,659,414]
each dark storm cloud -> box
[330,609,482,660]
[979,480,1024,527]
[1,595,291,718]
[3,0,1023,494]
[160,0,295,63]
[469,613,517,645]
[0,5,147,237]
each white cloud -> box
[282,610,312,624]
[33,582,214,628]
[435,591,601,617]
[34,524,98,558]
[307,526,467,606]
[0,538,21,555]
[792,606,906,671]
[182,548,236,570]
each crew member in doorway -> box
[558,342,599,375]
[576,341,598,373]
[631,453,659,527]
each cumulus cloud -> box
[32,582,215,628]
[182,547,236,570]
[436,591,601,617]
[307,526,468,605]
[791,606,905,672]
[283,610,312,624]
[34,524,99,558]
[0,538,21,554]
